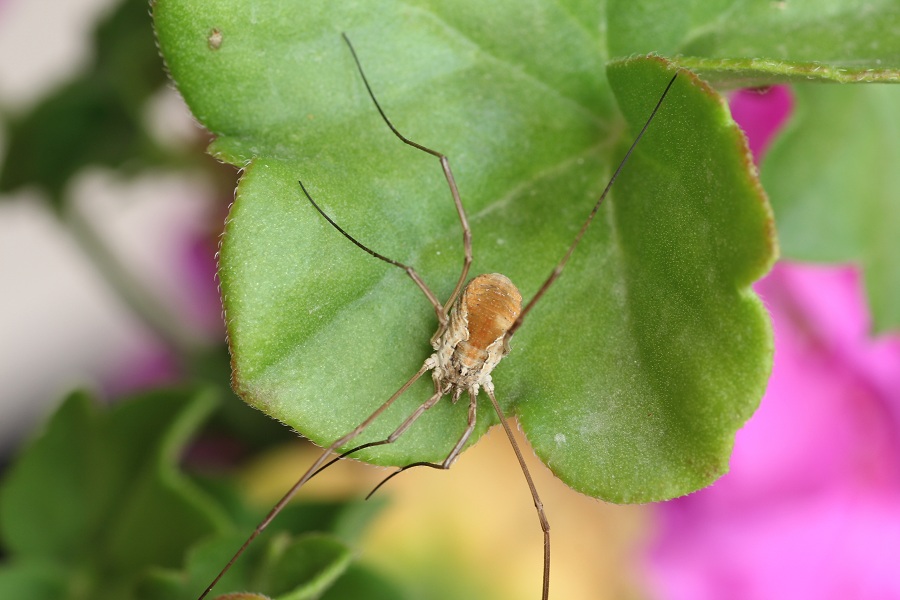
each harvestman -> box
[199,34,678,600]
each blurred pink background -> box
[646,87,900,599]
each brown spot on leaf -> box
[208,28,223,50]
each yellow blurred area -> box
[240,421,652,600]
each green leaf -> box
[319,564,409,600]
[135,532,266,600]
[0,388,229,595]
[153,1,776,502]
[761,82,900,332]
[1,390,98,560]
[266,534,352,600]
[514,57,776,502]
[100,392,231,573]
[608,0,900,81]
[0,387,400,600]
[672,57,900,87]
[139,526,364,599]
[131,484,393,598]
[0,560,68,600]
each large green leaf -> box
[519,57,776,501]
[153,1,780,502]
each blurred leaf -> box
[1,390,99,560]
[761,83,900,332]
[319,564,409,600]
[0,0,181,204]
[328,498,389,545]
[1,387,401,600]
[267,499,387,547]
[138,527,386,599]
[0,388,229,597]
[154,1,778,502]
[137,532,268,600]
[101,393,232,573]
[0,560,68,600]
[266,534,352,600]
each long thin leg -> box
[485,384,550,600]
[505,72,679,340]
[362,386,550,600]
[310,382,476,489]
[342,33,473,332]
[306,383,453,494]
[366,389,479,499]
[300,179,447,329]
[196,362,431,600]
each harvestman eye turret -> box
[198,33,678,600]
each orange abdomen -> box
[457,274,522,364]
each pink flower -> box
[728,86,794,163]
[645,89,900,600]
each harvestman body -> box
[199,34,678,600]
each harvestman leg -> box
[486,385,551,600]
[506,71,680,340]
[363,385,550,598]
[341,32,473,341]
[327,382,480,500]
[301,180,447,327]
[363,389,481,498]
[197,363,430,600]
